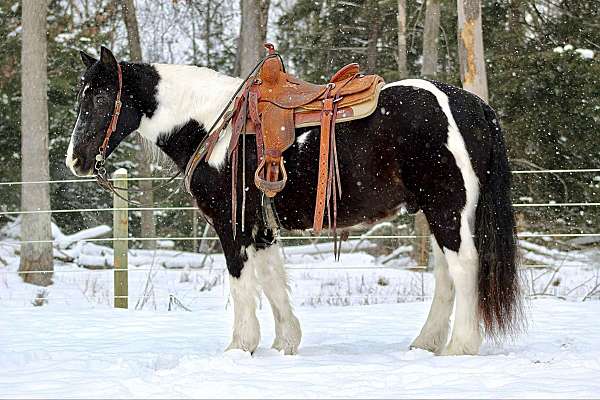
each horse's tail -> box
[476,105,524,340]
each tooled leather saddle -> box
[185,44,384,236]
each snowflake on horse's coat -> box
[67,46,523,356]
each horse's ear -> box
[80,51,97,68]
[100,46,118,70]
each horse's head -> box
[66,46,138,176]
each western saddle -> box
[185,44,384,236]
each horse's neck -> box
[136,64,242,170]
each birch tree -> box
[457,0,488,101]
[236,0,270,77]
[19,0,53,286]
[122,0,156,249]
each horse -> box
[66,46,523,356]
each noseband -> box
[94,62,123,176]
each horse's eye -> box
[93,95,108,107]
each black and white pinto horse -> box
[67,47,522,356]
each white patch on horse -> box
[65,137,77,174]
[81,83,90,98]
[440,249,481,355]
[249,245,302,355]
[226,260,260,354]
[66,114,83,175]
[137,64,242,170]
[386,79,481,355]
[65,84,93,175]
[206,128,232,169]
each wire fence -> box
[0,167,599,186]
[1,167,599,307]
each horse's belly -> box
[277,178,416,231]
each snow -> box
[1,229,599,397]
[575,48,595,60]
[552,45,595,60]
[1,300,599,398]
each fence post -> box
[113,168,129,309]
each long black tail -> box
[476,105,525,340]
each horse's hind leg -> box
[435,216,482,356]
[251,243,302,355]
[440,236,482,355]
[423,204,482,355]
[410,236,454,353]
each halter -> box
[94,62,123,177]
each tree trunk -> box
[122,0,156,249]
[457,0,488,101]
[19,0,54,286]
[421,0,440,78]
[415,0,440,265]
[236,0,271,77]
[397,0,408,78]
[365,0,380,74]
[412,212,430,269]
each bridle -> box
[93,62,123,179]
[92,61,181,205]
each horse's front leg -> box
[218,228,261,354]
[250,237,302,355]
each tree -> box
[19,0,53,286]
[457,0,488,101]
[365,0,380,74]
[236,0,270,76]
[413,0,441,268]
[421,0,440,78]
[396,0,408,78]
[122,0,156,250]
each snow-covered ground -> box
[1,221,599,398]
[1,300,600,398]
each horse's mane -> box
[136,131,176,172]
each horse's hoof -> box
[438,339,480,356]
[272,339,298,355]
[225,339,258,355]
[409,336,444,354]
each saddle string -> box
[321,75,358,260]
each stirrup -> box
[254,157,288,198]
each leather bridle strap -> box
[97,62,123,163]
[92,62,182,205]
